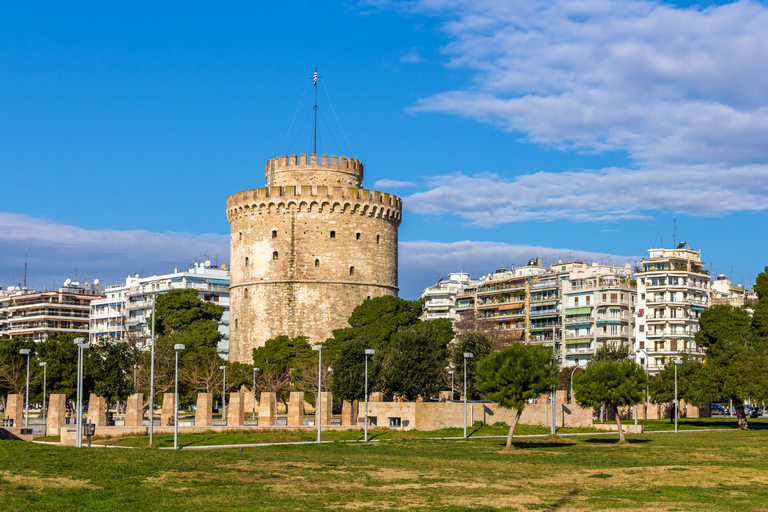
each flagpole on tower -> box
[313,68,319,155]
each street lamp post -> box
[673,359,683,433]
[312,345,322,443]
[173,344,185,450]
[252,367,259,420]
[463,352,473,439]
[629,354,639,434]
[39,362,47,427]
[569,365,581,404]
[149,295,157,446]
[133,364,139,392]
[449,370,454,401]
[73,337,89,448]
[19,349,31,428]
[364,349,374,442]
[551,326,556,435]
[219,365,227,423]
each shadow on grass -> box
[543,488,580,512]
[584,438,651,444]
[510,441,574,449]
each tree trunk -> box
[506,409,523,448]
[734,399,749,431]
[613,405,625,442]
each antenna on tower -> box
[313,67,321,155]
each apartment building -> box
[89,263,231,358]
[635,245,709,373]
[562,262,636,368]
[420,273,476,322]
[710,274,746,307]
[4,281,104,342]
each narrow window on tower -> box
[356,233,361,241]
[244,288,248,298]
[272,230,277,238]
[272,251,278,260]
[376,235,380,244]
[349,266,355,276]
[245,257,249,267]
[315,259,320,267]
[235,319,238,331]
[330,231,336,239]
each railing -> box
[565,332,594,339]
[11,310,90,319]
[529,308,558,316]
[478,310,526,319]
[427,298,453,307]
[565,316,592,324]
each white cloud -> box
[374,178,418,189]
[400,0,768,167]
[400,50,423,64]
[399,239,639,298]
[404,163,768,226]
[0,213,229,288]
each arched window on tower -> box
[356,233,361,241]
[244,288,248,298]
[376,235,380,244]
[315,259,320,267]
[235,319,238,331]
[245,257,249,266]
[272,251,279,260]
[330,230,336,239]
[349,266,355,276]
[272,230,277,238]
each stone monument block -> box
[125,393,144,427]
[161,393,175,426]
[369,392,383,403]
[227,392,245,426]
[195,393,213,426]
[258,392,276,426]
[316,391,333,426]
[287,392,305,426]
[87,394,107,426]
[47,393,67,436]
[5,394,23,427]
[341,400,359,426]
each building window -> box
[315,259,320,267]
[235,319,238,331]
[244,288,248,298]
[356,232,361,241]
[610,293,618,302]
[586,296,591,305]
[639,325,644,332]
[574,297,579,306]
[389,417,401,428]
[272,230,277,238]
[245,257,249,267]
[376,235,380,244]
[330,231,336,239]
[349,266,355,276]
[273,251,278,260]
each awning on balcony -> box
[567,322,593,327]
[566,338,592,345]
[691,306,705,311]
[207,279,230,286]
[566,307,592,315]
[499,303,524,311]
[531,314,558,319]
[532,300,558,306]
[609,306,622,311]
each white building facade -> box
[420,272,476,322]
[89,263,231,358]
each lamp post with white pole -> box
[133,364,139,392]
[173,344,185,450]
[569,365,582,404]
[673,359,683,433]
[628,354,639,434]
[252,367,259,420]
[219,365,227,423]
[73,337,88,448]
[148,294,157,447]
[39,362,47,427]
[312,345,322,443]
[449,370,454,401]
[364,349,374,442]
[463,352,473,439]
[19,349,31,428]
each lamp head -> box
[174,344,185,351]
[74,337,85,344]
[39,362,46,367]
[19,349,30,355]
[219,365,226,370]
[463,352,473,358]
[311,345,322,351]
[254,367,260,372]
[364,349,374,355]
[673,359,683,364]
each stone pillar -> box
[227,392,245,426]
[195,393,212,427]
[161,393,175,426]
[287,392,305,426]
[87,394,107,426]
[47,394,67,436]
[341,400,359,426]
[5,394,23,427]
[258,392,276,426]
[125,393,144,427]
[438,391,452,402]
[316,392,332,426]
[369,392,383,402]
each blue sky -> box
[1,0,767,299]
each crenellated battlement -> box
[227,185,402,224]
[265,154,364,187]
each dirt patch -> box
[0,470,95,491]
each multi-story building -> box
[710,274,746,307]
[5,281,104,342]
[561,262,636,368]
[420,273,476,322]
[634,245,710,373]
[89,263,231,358]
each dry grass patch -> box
[0,470,95,491]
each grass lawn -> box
[4,428,768,511]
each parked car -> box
[744,405,762,418]
[711,403,727,416]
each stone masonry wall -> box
[227,154,401,363]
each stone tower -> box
[226,153,402,363]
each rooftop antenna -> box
[23,249,27,290]
[673,218,677,248]
[313,67,322,155]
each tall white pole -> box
[219,366,227,423]
[674,363,678,433]
[149,297,156,446]
[551,326,556,435]
[76,341,82,447]
[174,349,179,449]
[40,363,47,426]
[21,350,30,428]
[313,346,322,443]
[252,368,256,420]
[364,349,374,442]
[450,371,454,401]
[463,353,472,438]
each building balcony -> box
[427,298,454,307]
[565,316,592,324]
[565,331,594,339]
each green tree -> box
[475,343,559,448]
[152,289,224,351]
[572,360,647,443]
[0,338,38,398]
[251,335,314,375]
[451,331,497,400]
[591,343,629,363]
[648,354,705,421]
[382,325,449,401]
[695,304,768,430]
[35,334,81,402]
[330,337,378,402]
[91,340,133,405]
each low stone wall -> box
[0,427,34,442]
